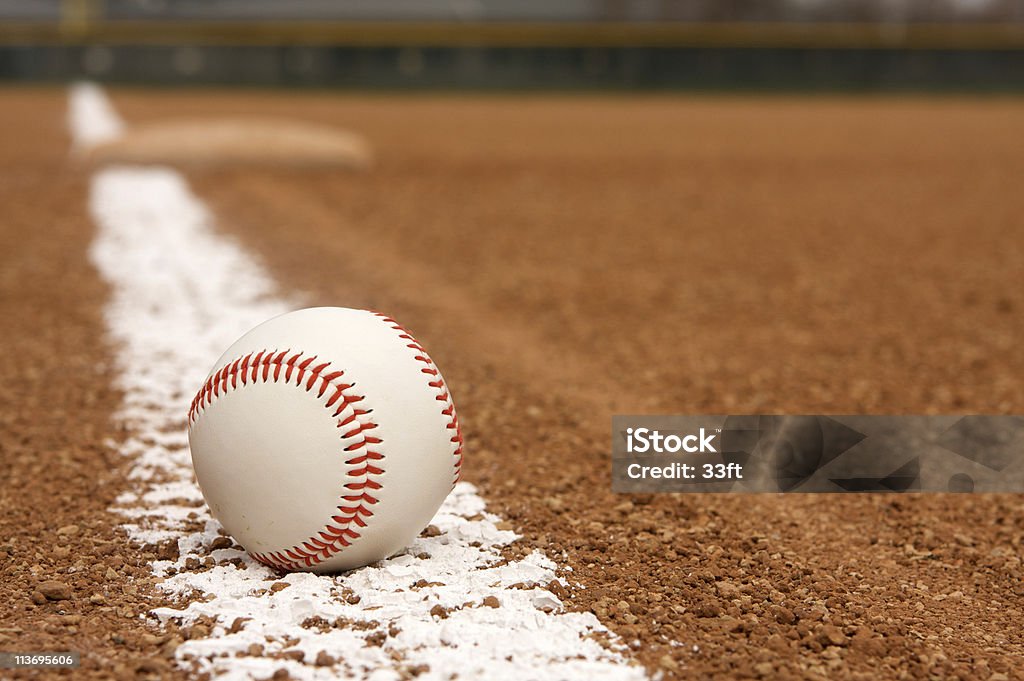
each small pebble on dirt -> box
[37,580,72,601]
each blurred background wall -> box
[1,0,1023,90]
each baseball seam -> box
[187,349,383,571]
[373,312,464,487]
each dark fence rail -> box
[2,21,1023,90]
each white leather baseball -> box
[187,307,463,573]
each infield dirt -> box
[2,88,1023,679]
[0,89,191,680]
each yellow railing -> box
[1,20,1023,50]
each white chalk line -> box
[72,83,645,681]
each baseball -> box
[186,307,463,573]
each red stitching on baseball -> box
[188,349,383,571]
[373,312,464,487]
